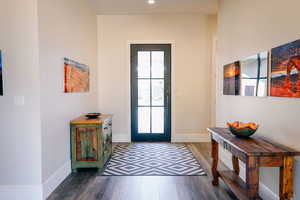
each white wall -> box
[0,0,43,199]
[0,0,97,198]
[0,0,41,186]
[37,0,98,198]
[97,14,215,142]
[217,0,300,199]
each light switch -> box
[14,96,25,106]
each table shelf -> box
[219,170,261,200]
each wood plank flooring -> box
[47,143,238,200]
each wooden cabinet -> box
[70,114,112,172]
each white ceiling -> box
[92,0,218,15]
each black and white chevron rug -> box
[102,143,206,176]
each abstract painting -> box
[64,58,89,93]
[0,50,3,96]
[240,52,268,97]
[223,61,240,95]
[271,40,300,98]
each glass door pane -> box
[138,80,150,106]
[138,52,150,78]
[152,107,164,133]
[138,107,151,133]
[152,51,164,78]
[152,79,164,106]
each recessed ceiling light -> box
[148,0,155,4]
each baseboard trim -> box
[0,185,43,200]
[42,161,71,199]
[112,134,131,142]
[0,161,71,200]
[220,148,279,200]
[112,133,210,143]
[172,133,210,142]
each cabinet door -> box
[102,119,112,164]
[76,127,99,161]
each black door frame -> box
[131,44,171,142]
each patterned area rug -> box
[102,143,206,176]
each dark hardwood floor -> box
[47,143,238,200]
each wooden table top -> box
[70,114,112,125]
[208,127,300,157]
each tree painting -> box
[271,39,300,98]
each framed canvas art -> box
[240,51,268,97]
[223,61,240,95]
[0,50,3,96]
[271,39,300,98]
[64,58,89,93]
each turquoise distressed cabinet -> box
[70,114,112,172]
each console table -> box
[207,127,299,200]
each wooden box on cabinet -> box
[70,114,112,172]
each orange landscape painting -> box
[271,40,300,98]
[64,58,89,93]
[223,61,240,95]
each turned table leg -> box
[246,156,259,200]
[280,156,294,200]
[211,139,219,185]
[232,155,240,175]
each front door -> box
[131,44,171,142]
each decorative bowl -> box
[227,121,259,138]
[228,126,257,138]
[85,113,101,119]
